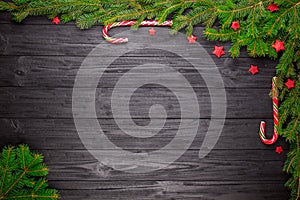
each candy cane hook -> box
[259,77,279,145]
[102,20,173,44]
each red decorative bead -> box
[148,28,156,36]
[285,79,295,89]
[249,65,259,75]
[52,17,60,25]
[187,35,197,44]
[272,40,285,52]
[230,21,240,31]
[212,46,225,58]
[267,4,279,12]
[275,146,283,154]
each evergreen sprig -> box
[0,145,59,200]
[0,0,299,199]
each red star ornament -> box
[249,65,259,75]
[267,4,279,12]
[187,35,197,44]
[285,79,295,89]
[230,21,240,31]
[148,28,156,36]
[275,146,283,154]
[52,16,60,25]
[272,40,285,52]
[212,46,225,58]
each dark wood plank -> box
[0,56,276,88]
[49,181,289,200]
[0,118,288,150]
[0,87,276,119]
[33,149,287,182]
[0,118,289,183]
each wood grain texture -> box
[53,182,289,200]
[0,55,277,88]
[0,87,276,119]
[0,12,289,200]
[54,182,286,200]
[0,118,288,150]
[7,149,286,182]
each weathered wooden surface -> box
[0,12,289,199]
[0,56,278,88]
[0,119,288,150]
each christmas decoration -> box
[0,1,299,199]
[148,28,156,36]
[249,65,259,75]
[259,77,279,145]
[187,35,197,44]
[267,4,280,12]
[102,20,172,44]
[52,16,60,25]
[272,39,285,52]
[285,79,295,89]
[230,21,240,31]
[0,144,59,199]
[212,46,225,58]
[276,146,283,154]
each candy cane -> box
[259,77,279,145]
[102,20,173,44]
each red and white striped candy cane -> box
[102,20,173,44]
[259,77,279,145]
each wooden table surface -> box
[0,12,290,200]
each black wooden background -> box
[0,12,290,200]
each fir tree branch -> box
[2,153,40,197]
[104,7,160,25]
[217,1,264,14]
[0,147,13,194]
[0,145,59,200]
[267,1,300,35]
[295,131,300,200]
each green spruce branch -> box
[0,145,59,200]
[0,0,299,199]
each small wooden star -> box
[230,21,240,31]
[249,65,259,75]
[52,16,60,25]
[285,79,295,89]
[272,40,285,52]
[267,4,279,12]
[275,146,283,154]
[212,46,225,58]
[148,28,156,36]
[187,35,197,44]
